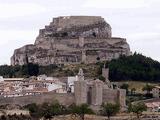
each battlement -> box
[50,16,105,28]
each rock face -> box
[11,16,131,66]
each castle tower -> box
[74,80,87,105]
[74,68,87,105]
[91,80,103,105]
[118,89,126,110]
[77,68,84,81]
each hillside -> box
[1,53,160,82]
[109,53,160,81]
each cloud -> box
[0,3,47,18]
[83,0,150,9]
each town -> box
[0,13,160,119]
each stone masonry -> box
[74,68,126,109]
[11,16,131,66]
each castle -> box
[0,68,126,111]
[74,68,126,110]
[11,16,131,66]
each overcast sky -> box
[0,0,160,65]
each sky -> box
[0,0,160,65]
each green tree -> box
[25,103,42,119]
[102,103,120,120]
[142,84,154,98]
[69,104,94,120]
[109,53,160,81]
[22,63,39,77]
[142,84,153,94]
[129,102,147,119]
[98,75,106,82]
[131,88,136,95]
[120,83,129,95]
[41,101,66,119]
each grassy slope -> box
[113,81,158,93]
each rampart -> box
[0,93,74,106]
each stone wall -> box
[0,93,74,106]
[74,80,88,105]
[102,88,119,104]
[11,16,131,66]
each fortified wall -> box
[0,93,75,106]
[11,16,131,66]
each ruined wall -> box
[91,81,103,105]
[102,88,126,109]
[118,89,126,108]
[0,93,74,106]
[102,88,119,104]
[11,16,131,66]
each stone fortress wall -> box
[11,16,131,66]
[0,68,126,111]
[0,87,125,109]
[0,92,75,106]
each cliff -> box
[11,16,131,66]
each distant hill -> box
[109,53,160,81]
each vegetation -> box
[142,84,154,98]
[25,101,67,119]
[142,84,154,94]
[1,53,160,83]
[101,103,120,119]
[98,75,106,82]
[68,104,94,120]
[0,114,31,120]
[109,53,160,81]
[128,102,147,119]
[25,102,94,120]
[0,63,99,78]
[0,63,39,78]
[120,83,129,95]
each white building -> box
[0,76,4,82]
[67,76,78,93]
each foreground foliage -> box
[0,114,31,120]
[128,102,147,119]
[25,102,94,120]
[68,104,94,120]
[101,103,120,119]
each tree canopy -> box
[102,103,120,119]
[128,102,147,119]
[109,53,160,81]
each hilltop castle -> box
[11,16,131,66]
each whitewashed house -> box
[67,76,78,93]
[45,81,66,93]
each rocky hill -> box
[11,16,131,66]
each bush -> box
[102,103,120,119]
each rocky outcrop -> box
[11,16,131,66]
